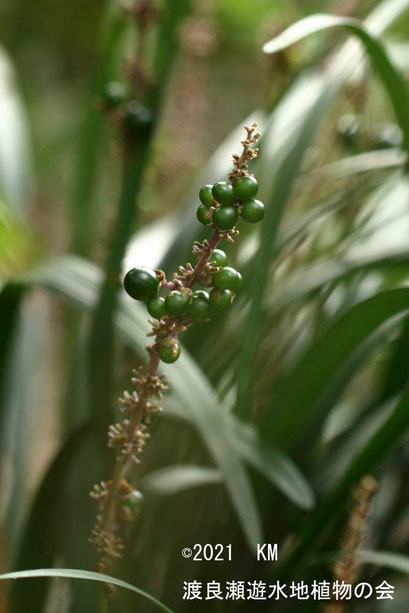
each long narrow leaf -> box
[2,568,172,613]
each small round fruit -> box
[188,291,210,321]
[212,181,235,205]
[119,489,144,510]
[102,81,126,108]
[124,101,154,136]
[158,340,180,363]
[209,288,233,311]
[213,267,243,292]
[197,204,212,225]
[199,184,213,207]
[124,267,159,301]
[210,249,228,267]
[241,198,265,223]
[147,296,166,319]
[165,291,189,315]
[212,205,238,230]
[233,175,258,201]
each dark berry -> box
[241,198,265,223]
[212,181,235,205]
[210,249,228,267]
[209,288,233,311]
[102,81,126,108]
[199,184,213,207]
[158,340,180,363]
[124,101,154,137]
[212,205,238,230]
[124,267,159,301]
[119,489,143,510]
[233,175,258,201]
[188,290,210,321]
[213,266,243,292]
[197,204,212,225]
[165,291,189,315]
[147,296,166,319]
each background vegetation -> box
[2,0,409,611]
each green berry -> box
[158,340,180,363]
[188,290,210,321]
[210,249,228,267]
[209,288,233,311]
[119,489,144,510]
[147,296,166,319]
[233,175,258,201]
[199,184,213,207]
[212,181,235,205]
[212,205,238,230]
[102,81,126,108]
[124,267,159,301]
[197,204,212,225]
[124,101,154,136]
[241,198,265,223]
[213,267,243,292]
[165,291,189,315]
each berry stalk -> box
[90,124,263,595]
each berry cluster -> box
[102,81,155,138]
[123,245,244,364]
[123,166,263,366]
[197,176,264,229]
[91,124,262,585]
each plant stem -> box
[88,139,150,419]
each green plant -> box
[89,124,262,608]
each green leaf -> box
[263,14,409,152]
[25,255,263,551]
[10,421,96,612]
[235,0,409,420]
[266,247,409,318]
[262,288,409,447]
[226,418,315,510]
[2,568,173,613]
[140,465,223,495]
[281,382,409,575]
[359,550,409,574]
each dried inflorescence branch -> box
[326,475,377,613]
[89,125,262,592]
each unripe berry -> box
[199,184,213,207]
[212,181,235,205]
[213,266,243,292]
[210,249,228,267]
[118,489,144,510]
[124,101,154,137]
[165,291,189,315]
[241,198,265,223]
[124,267,159,301]
[233,175,258,201]
[197,204,212,225]
[158,340,180,363]
[102,81,126,108]
[209,288,233,311]
[147,296,166,319]
[212,205,238,230]
[188,290,210,321]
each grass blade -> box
[262,288,409,447]
[235,0,409,420]
[4,568,173,613]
